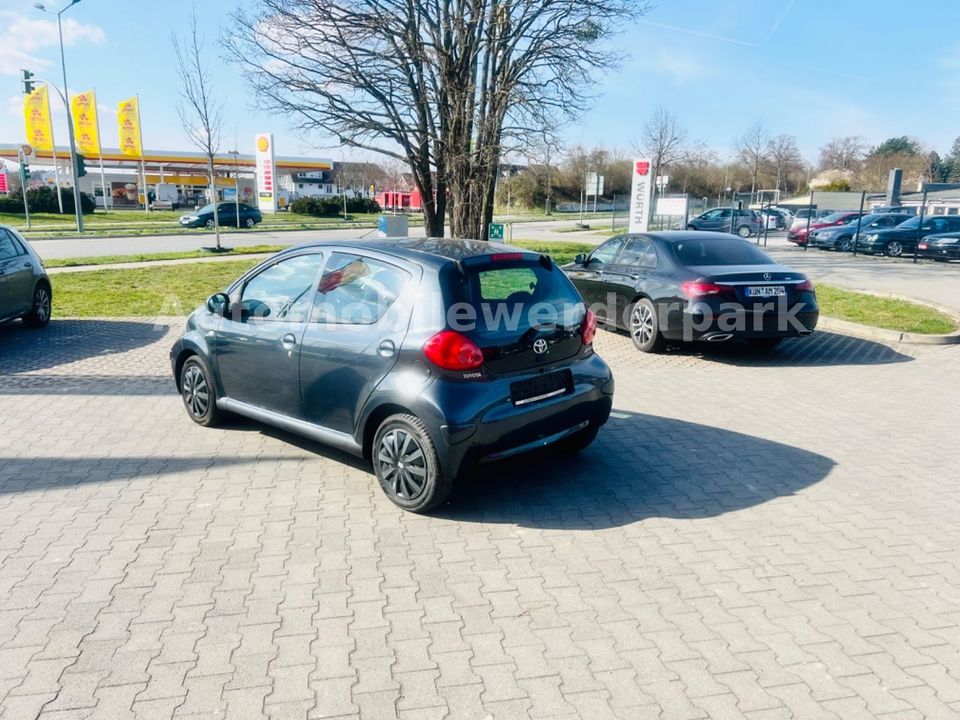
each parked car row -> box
[169,232,819,513]
[804,213,960,257]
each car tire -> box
[629,298,666,353]
[22,281,52,329]
[736,225,751,238]
[180,355,223,428]
[373,414,451,513]
[205,218,216,230]
[244,217,256,228]
[557,424,599,454]
[838,237,853,252]
[686,224,696,230]
[885,241,903,257]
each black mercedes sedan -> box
[854,215,960,256]
[170,239,613,513]
[564,231,818,352]
[917,233,960,261]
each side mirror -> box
[574,253,587,266]
[206,292,229,316]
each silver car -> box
[0,225,51,328]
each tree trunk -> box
[208,157,221,250]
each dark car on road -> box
[809,213,913,251]
[0,225,51,329]
[917,233,960,261]
[787,211,862,246]
[855,214,960,256]
[563,231,818,353]
[686,208,762,238]
[179,202,263,229]
[171,239,613,512]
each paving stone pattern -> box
[1,319,959,719]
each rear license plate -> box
[511,370,573,406]
[746,285,786,298]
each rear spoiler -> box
[456,252,553,275]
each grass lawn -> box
[44,245,286,268]
[815,286,957,335]
[3,210,421,238]
[48,245,959,336]
[52,260,261,318]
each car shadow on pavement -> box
[661,331,913,367]
[0,456,269,495]
[0,319,171,375]
[441,411,835,529]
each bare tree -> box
[818,136,865,173]
[766,134,802,192]
[636,106,687,197]
[173,5,224,249]
[734,121,769,196]
[225,0,649,239]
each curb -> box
[818,289,960,345]
[817,316,960,345]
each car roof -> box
[635,230,756,245]
[275,237,539,268]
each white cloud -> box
[0,11,105,76]
[651,49,711,84]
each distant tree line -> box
[491,109,960,211]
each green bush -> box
[289,195,381,217]
[0,187,95,215]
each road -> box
[2,320,959,719]
[32,223,960,312]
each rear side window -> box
[672,238,771,266]
[462,262,584,335]
[312,252,410,325]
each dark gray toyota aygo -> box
[170,239,614,512]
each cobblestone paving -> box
[1,319,959,719]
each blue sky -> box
[3,0,959,163]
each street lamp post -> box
[35,0,83,234]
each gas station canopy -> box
[0,144,333,174]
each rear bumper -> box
[663,306,819,342]
[424,353,614,479]
[918,246,960,260]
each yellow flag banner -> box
[71,90,100,157]
[24,85,54,152]
[117,97,142,158]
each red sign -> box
[635,161,650,176]
[0,173,8,194]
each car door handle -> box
[377,339,396,358]
[281,333,298,349]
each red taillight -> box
[794,279,815,293]
[581,309,597,346]
[490,253,524,262]
[681,280,734,298]
[423,330,484,371]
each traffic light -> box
[20,69,34,95]
[74,154,87,178]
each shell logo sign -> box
[255,133,276,214]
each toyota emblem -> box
[533,339,549,355]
